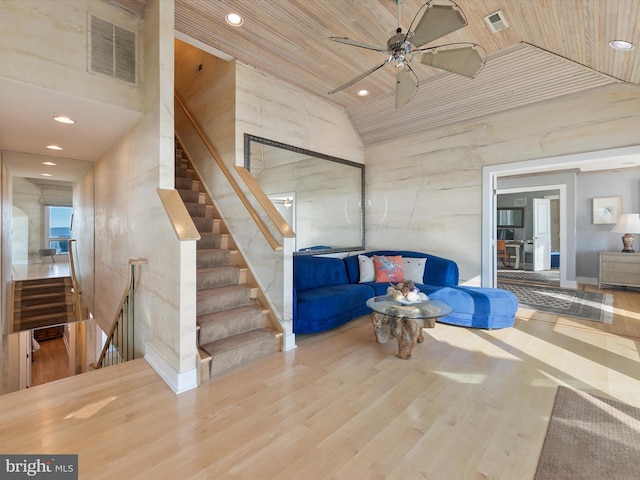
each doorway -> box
[482,144,640,289]
[496,190,561,288]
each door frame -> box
[494,185,567,286]
[482,145,640,288]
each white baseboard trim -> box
[283,332,297,351]
[144,341,198,395]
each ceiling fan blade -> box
[328,62,387,94]
[396,66,418,109]
[329,37,386,53]
[419,45,486,78]
[411,3,467,48]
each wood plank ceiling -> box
[107,0,640,145]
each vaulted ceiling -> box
[108,0,640,146]
[5,1,640,183]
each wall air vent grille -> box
[484,10,509,33]
[89,14,137,84]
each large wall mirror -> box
[244,134,365,255]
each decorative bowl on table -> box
[386,281,429,304]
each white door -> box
[533,198,551,271]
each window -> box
[45,206,73,254]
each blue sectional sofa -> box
[293,250,518,334]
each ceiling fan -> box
[328,0,487,108]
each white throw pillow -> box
[358,255,375,282]
[402,257,427,284]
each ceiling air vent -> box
[89,14,137,84]
[484,10,509,33]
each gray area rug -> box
[497,269,560,286]
[535,386,640,480]
[497,282,613,323]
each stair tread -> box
[197,305,263,325]
[197,284,251,297]
[14,301,73,311]
[198,265,240,274]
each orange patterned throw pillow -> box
[373,255,404,282]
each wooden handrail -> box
[234,165,295,238]
[157,188,201,241]
[67,239,83,322]
[174,93,284,251]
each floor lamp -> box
[611,213,640,253]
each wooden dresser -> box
[598,251,640,289]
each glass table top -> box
[366,295,452,319]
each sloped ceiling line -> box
[348,43,618,145]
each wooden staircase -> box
[174,141,281,382]
[11,277,74,333]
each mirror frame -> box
[244,134,365,255]
[497,207,525,228]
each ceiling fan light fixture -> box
[225,13,244,27]
[609,40,635,51]
[328,0,484,107]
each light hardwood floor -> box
[31,337,70,387]
[1,286,639,479]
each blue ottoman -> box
[423,285,518,329]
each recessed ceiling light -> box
[225,13,243,26]
[46,145,63,150]
[53,116,75,124]
[42,161,57,166]
[357,89,370,97]
[609,40,635,51]
[41,173,53,177]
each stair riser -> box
[197,250,231,268]
[196,295,254,316]
[175,166,192,179]
[197,234,222,250]
[178,189,200,203]
[14,313,75,331]
[193,217,214,233]
[198,311,263,345]
[13,292,71,304]
[197,270,240,290]
[17,278,71,287]
[185,203,207,217]
[16,304,74,318]
[208,337,274,379]
[175,177,194,190]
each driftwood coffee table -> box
[366,295,452,359]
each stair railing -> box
[91,259,147,369]
[67,239,84,322]
[175,93,294,251]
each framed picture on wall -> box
[592,196,623,224]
